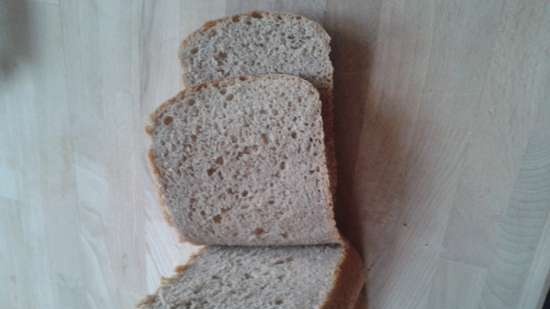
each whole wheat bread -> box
[140,12,365,309]
[179,11,332,91]
[137,243,363,309]
[147,75,340,245]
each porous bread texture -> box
[179,11,333,91]
[147,75,340,246]
[137,243,364,309]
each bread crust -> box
[320,87,339,237]
[321,241,365,309]
[136,247,207,308]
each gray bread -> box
[179,11,333,91]
[147,75,340,245]
[178,11,338,199]
[137,243,364,309]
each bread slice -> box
[178,11,332,92]
[137,243,364,309]
[147,75,340,245]
[178,11,338,199]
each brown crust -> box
[136,247,207,308]
[319,85,342,244]
[166,246,207,281]
[147,149,176,227]
[320,87,336,196]
[135,295,156,309]
[322,241,365,309]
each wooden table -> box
[2,0,549,308]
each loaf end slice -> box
[137,243,364,309]
[147,75,340,245]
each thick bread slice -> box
[178,11,338,199]
[137,243,364,309]
[179,11,332,92]
[147,75,340,245]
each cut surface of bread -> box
[147,75,340,245]
[137,244,364,309]
[179,11,333,91]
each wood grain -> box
[1,0,549,308]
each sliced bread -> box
[137,243,364,309]
[147,75,340,245]
[178,11,332,92]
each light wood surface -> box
[1,0,549,308]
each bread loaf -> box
[139,12,365,309]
